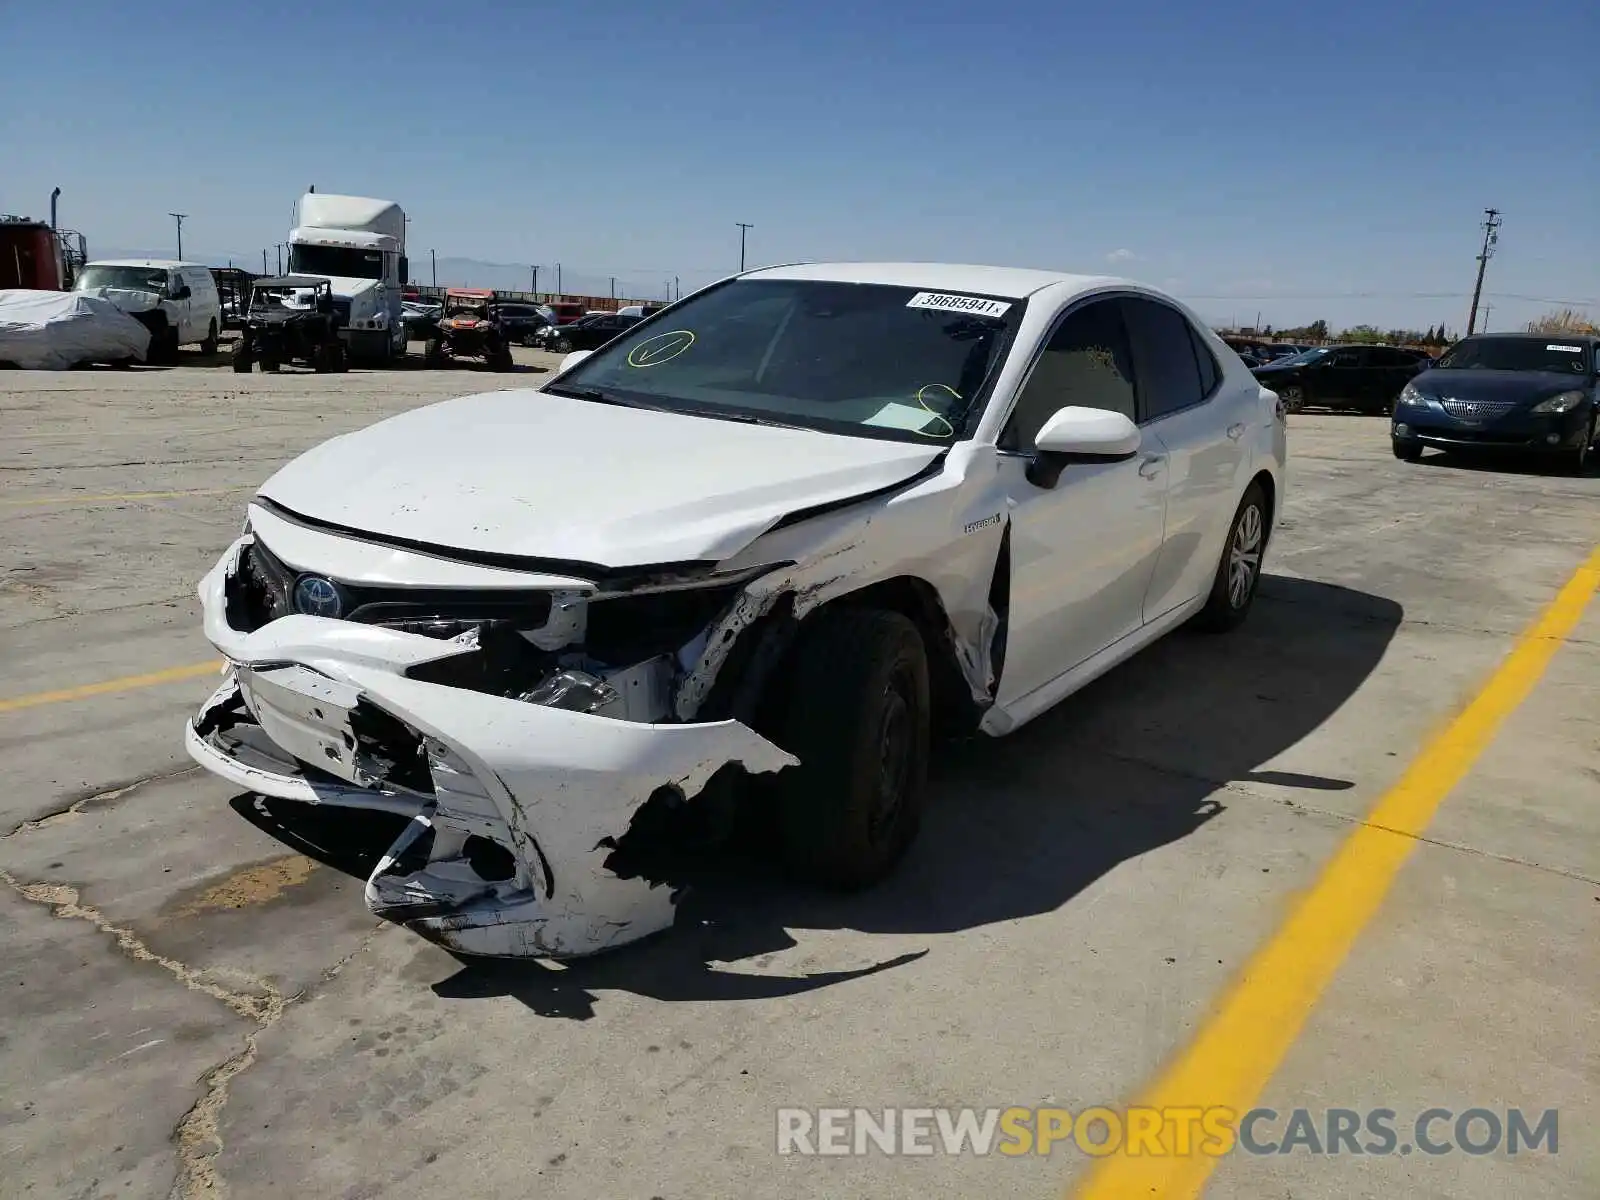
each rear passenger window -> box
[1000,298,1136,451]
[1189,325,1220,396]
[1121,297,1206,420]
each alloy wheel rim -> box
[1280,387,1303,413]
[1228,504,1263,608]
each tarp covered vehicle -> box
[232,276,349,374]
[424,288,514,371]
[0,289,151,370]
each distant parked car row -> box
[1250,344,1433,414]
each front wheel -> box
[1571,416,1597,475]
[1191,482,1269,634]
[1393,438,1423,462]
[771,608,930,890]
[424,338,446,368]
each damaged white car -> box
[186,262,1287,959]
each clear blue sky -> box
[5,0,1596,331]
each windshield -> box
[287,244,383,280]
[75,265,170,294]
[552,278,1021,443]
[1436,337,1593,375]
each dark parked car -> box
[1391,333,1599,471]
[495,303,553,346]
[533,311,643,353]
[1252,343,1431,414]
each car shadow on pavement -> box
[1414,449,1594,478]
[418,573,1403,1018]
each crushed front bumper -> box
[185,538,796,958]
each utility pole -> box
[1479,302,1492,332]
[530,265,539,294]
[274,244,284,274]
[736,223,753,272]
[674,276,680,301]
[262,249,269,274]
[169,212,187,260]
[610,276,616,301]
[1465,208,1502,336]
[430,248,436,286]
[556,263,562,294]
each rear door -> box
[1121,296,1252,620]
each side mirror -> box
[1027,406,1141,488]
[559,349,593,372]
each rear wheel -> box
[1192,482,1269,633]
[1277,385,1304,414]
[424,337,446,368]
[258,353,280,373]
[230,343,252,373]
[770,608,930,890]
[553,335,573,354]
[200,319,219,356]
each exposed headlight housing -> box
[1398,382,1432,407]
[1530,390,1585,414]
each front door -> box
[990,296,1169,708]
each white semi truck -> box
[286,192,408,364]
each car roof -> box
[1459,331,1597,344]
[86,259,201,269]
[741,261,1125,300]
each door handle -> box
[1138,455,1166,479]
[1227,422,1247,441]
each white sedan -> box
[185,262,1286,959]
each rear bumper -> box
[186,538,796,959]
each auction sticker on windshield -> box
[1546,344,1581,353]
[906,292,1012,319]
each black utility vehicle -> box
[232,276,349,374]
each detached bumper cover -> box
[186,538,796,958]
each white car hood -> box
[256,389,945,567]
[80,287,162,313]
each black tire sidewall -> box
[771,608,931,889]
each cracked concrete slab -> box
[0,876,256,1199]
[0,769,389,1002]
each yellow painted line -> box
[0,486,251,509]
[0,661,223,715]
[1069,544,1600,1200]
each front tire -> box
[1571,415,1596,475]
[1192,482,1269,633]
[1393,438,1423,461]
[771,608,931,890]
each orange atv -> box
[424,288,515,372]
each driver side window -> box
[1000,298,1137,451]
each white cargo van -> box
[75,260,223,363]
